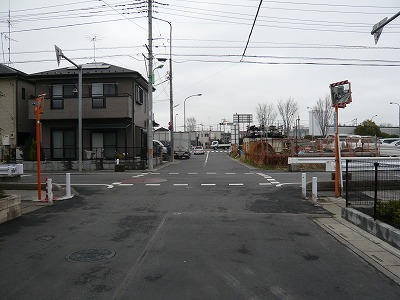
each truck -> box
[174,132,191,159]
[211,140,231,150]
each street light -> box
[184,94,202,132]
[153,17,174,161]
[390,102,400,137]
[371,114,378,121]
[55,45,83,171]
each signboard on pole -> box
[54,45,63,67]
[372,17,387,45]
[233,114,252,124]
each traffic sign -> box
[372,17,387,45]
[54,45,63,66]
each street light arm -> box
[183,93,203,132]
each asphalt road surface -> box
[1,152,400,299]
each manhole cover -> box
[66,248,116,262]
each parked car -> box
[379,140,400,157]
[193,146,205,155]
[153,140,168,159]
[378,138,400,145]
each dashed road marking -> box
[188,172,198,175]
[173,183,188,186]
[169,172,179,175]
[259,182,272,186]
[225,172,236,175]
[229,183,243,186]
[146,183,161,186]
[119,184,133,186]
[201,183,216,186]
[207,172,217,174]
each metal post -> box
[66,173,71,198]
[78,66,83,171]
[373,162,379,220]
[301,172,306,199]
[334,106,340,197]
[345,159,350,207]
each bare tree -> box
[256,103,277,128]
[186,117,197,132]
[313,95,334,137]
[277,97,299,136]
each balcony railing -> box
[28,93,133,120]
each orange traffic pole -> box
[35,94,45,200]
[334,105,339,198]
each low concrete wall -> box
[0,194,22,224]
[19,159,159,172]
[342,207,400,249]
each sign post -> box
[35,94,45,200]
[329,80,352,198]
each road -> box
[1,152,400,299]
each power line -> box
[241,0,263,61]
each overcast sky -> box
[1,0,400,131]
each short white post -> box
[312,176,318,202]
[66,173,71,198]
[7,166,12,176]
[301,173,307,199]
[47,178,53,204]
[116,158,120,165]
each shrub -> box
[0,186,5,198]
[376,200,400,229]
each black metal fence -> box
[345,159,400,221]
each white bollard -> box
[301,173,307,199]
[312,177,318,202]
[116,158,120,165]
[7,166,12,176]
[66,173,71,198]
[47,178,53,204]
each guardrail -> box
[288,157,400,172]
[0,164,24,176]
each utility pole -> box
[147,0,154,170]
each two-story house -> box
[0,64,35,160]
[28,62,149,161]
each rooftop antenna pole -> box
[92,36,96,63]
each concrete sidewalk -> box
[315,196,400,285]
[4,186,73,214]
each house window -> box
[21,88,26,99]
[51,84,64,109]
[92,97,106,108]
[52,129,75,159]
[136,86,144,105]
[91,83,117,97]
[63,85,76,98]
[104,83,116,96]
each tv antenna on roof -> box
[86,34,103,63]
